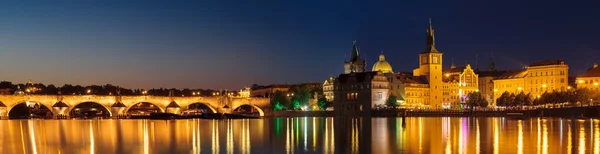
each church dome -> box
[372,53,393,73]
[14,86,25,95]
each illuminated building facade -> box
[238,87,251,98]
[492,60,569,105]
[441,64,479,107]
[323,76,335,102]
[411,19,444,108]
[576,63,600,90]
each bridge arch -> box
[126,102,165,115]
[185,102,218,113]
[68,101,112,118]
[233,104,265,116]
[7,101,54,119]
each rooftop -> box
[495,70,529,79]
[336,72,380,84]
[578,65,600,78]
[529,60,565,67]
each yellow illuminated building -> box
[411,19,444,108]
[493,60,569,105]
[238,87,251,98]
[323,76,335,102]
[326,19,483,109]
[442,64,478,107]
[576,63,600,90]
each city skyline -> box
[1,0,599,90]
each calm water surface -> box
[0,117,598,154]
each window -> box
[377,92,383,100]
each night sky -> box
[0,0,599,89]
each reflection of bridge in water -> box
[0,95,270,119]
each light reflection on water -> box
[1,117,600,153]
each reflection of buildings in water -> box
[591,119,600,153]
[226,119,233,154]
[351,119,359,154]
[323,118,334,154]
[493,118,499,154]
[517,120,523,154]
[286,118,294,154]
[239,119,250,154]
[212,120,219,154]
[28,120,38,154]
[568,120,573,154]
[543,119,548,154]
[192,119,201,154]
[476,119,481,154]
[312,117,316,151]
[303,117,307,151]
[579,121,586,154]
[334,118,371,154]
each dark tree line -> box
[466,92,489,108]
[0,81,227,96]
[270,84,326,111]
[496,88,600,107]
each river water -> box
[0,117,597,154]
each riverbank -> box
[268,106,600,118]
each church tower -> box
[418,18,444,108]
[344,41,366,74]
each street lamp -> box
[87,89,91,94]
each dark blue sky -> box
[0,0,599,89]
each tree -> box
[525,93,533,106]
[291,85,311,108]
[508,93,516,106]
[317,98,329,110]
[385,94,398,108]
[514,91,526,106]
[467,92,488,108]
[270,91,289,111]
[496,92,511,106]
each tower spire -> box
[423,18,438,53]
[488,56,496,71]
[451,58,456,69]
[350,40,360,62]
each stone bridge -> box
[0,95,271,119]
